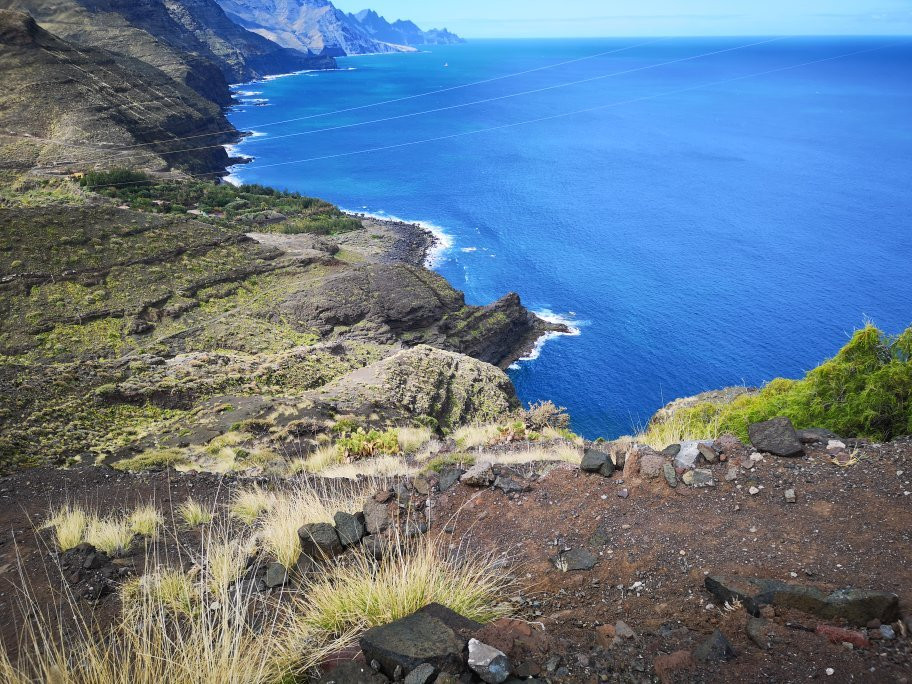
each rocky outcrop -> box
[320,346,520,429]
[650,386,759,426]
[281,263,562,368]
[0,10,234,173]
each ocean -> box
[225,37,912,440]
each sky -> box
[333,1,912,38]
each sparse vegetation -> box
[302,535,514,637]
[396,426,434,454]
[128,504,164,538]
[337,428,401,462]
[229,486,276,524]
[114,449,190,473]
[177,499,214,527]
[43,504,88,551]
[85,515,134,556]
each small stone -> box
[661,443,681,457]
[674,441,707,470]
[614,620,635,639]
[461,462,495,486]
[617,488,629,499]
[749,486,760,496]
[467,638,511,683]
[264,562,288,588]
[693,629,737,662]
[298,522,343,561]
[404,663,435,684]
[662,462,677,488]
[816,624,871,649]
[826,668,835,676]
[552,548,597,572]
[880,624,896,640]
[697,443,719,463]
[334,511,366,547]
[437,467,464,492]
[784,489,796,504]
[826,440,847,452]
[412,475,430,496]
[494,476,528,494]
[746,617,771,649]
[682,468,714,487]
[725,466,740,482]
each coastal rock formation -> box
[319,345,520,429]
[350,9,464,47]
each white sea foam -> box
[460,247,477,253]
[509,310,583,369]
[341,208,453,268]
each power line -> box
[27,39,904,190]
[24,37,787,170]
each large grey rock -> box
[461,461,495,486]
[363,497,391,535]
[747,417,804,457]
[298,522,343,561]
[438,467,465,492]
[334,511,366,547]
[693,629,736,662]
[581,448,614,476]
[705,576,900,626]
[467,638,512,683]
[682,469,714,487]
[359,605,473,677]
[674,441,710,470]
[639,453,664,478]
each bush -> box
[520,400,571,432]
[643,324,912,443]
[337,428,401,462]
[114,449,190,472]
[79,168,151,191]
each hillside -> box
[0,10,235,174]
[1,0,335,105]
[217,0,462,56]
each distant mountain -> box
[216,0,462,56]
[0,0,334,104]
[351,9,464,47]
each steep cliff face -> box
[351,9,464,46]
[0,10,234,174]
[1,0,334,106]
[216,0,414,55]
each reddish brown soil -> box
[1,438,910,682]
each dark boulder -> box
[747,417,804,457]
[334,511,367,547]
[693,629,736,662]
[298,522,343,561]
[580,448,614,477]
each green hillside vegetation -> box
[643,324,912,446]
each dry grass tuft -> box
[635,411,721,450]
[229,486,276,525]
[319,455,415,479]
[487,443,583,466]
[177,499,214,527]
[128,504,164,539]
[43,504,88,551]
[452,423,500,449]
[396,426,434,454]
[288,444,343,475]
[301,535,514,637]
[85,516,134,556]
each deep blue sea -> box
[226,38,912,440]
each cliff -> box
[351,9,464,47]
[1,0,335,105]
[0,10,235,174]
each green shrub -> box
[337,428,401,462]
[114,449,190,472]
[647,324,912,442]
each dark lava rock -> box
[662,462,678,488]
[705,575,900,626]
[796,427,840,444]
[403,663,436,684]
[359,604,473,677]
[661,443,681,457]
[580,448,614,476]
[746,617,771,650]
[747,417,804,457]
[363,497,391,535]
[693,629,736,662]
[315,661,390,683]
[334,511,366,547]
[494,476,528,494]
[298,522,343,561]
[438,467,465,492]
[264,562,288,588]
[552,548,597,572]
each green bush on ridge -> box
[648,324,912,443]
